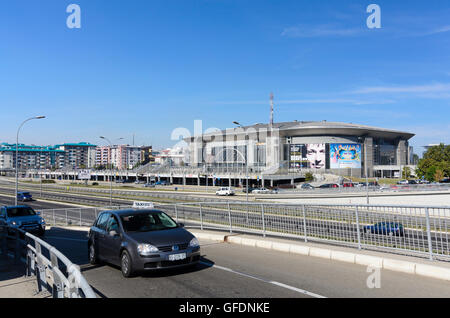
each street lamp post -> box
[15,116,46,205]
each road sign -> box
[77,170,91,180]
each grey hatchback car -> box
[87,209,201,277]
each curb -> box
[190,231,450,282]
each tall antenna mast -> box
[270,92,274,128]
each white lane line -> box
[200,261,326,298]
[45,236,87,242]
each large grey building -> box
[186,120,415,178]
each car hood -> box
[8,215,42,223]
[126,227,195,246]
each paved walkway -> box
[0,258,50,298]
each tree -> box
[434,169,445,183]
[416,144,450,181]
[402,166,411,179]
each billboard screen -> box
[330,144,361,169]
[289,144,326,170]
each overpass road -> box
[40,227,450,298]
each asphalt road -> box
[43,227,450,298]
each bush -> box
[92,182,99,186]
[304,172,314,182]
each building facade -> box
[0,143,65,170]
[55,142,97,169]
[186,121,415,178]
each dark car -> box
[87,209,201,277]
[363,222,404,237]
[0,205,46,236]
[300,183,315,190]
[242,186,257,193]
[17,191,33,202]
[440,178,450,184]
[155,180,170,185]
[318,183,339,189]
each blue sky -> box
[1,0,449,154]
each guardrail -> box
[37,202,450,262]
[0,225,96,298]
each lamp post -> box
[232,122,249,203]
[15,116,46,205]
[100,136,124,207]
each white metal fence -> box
[38,203,450,261]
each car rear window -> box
[7,206,36,217]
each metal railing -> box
[169,202,450,261]
[37,202,450,262]
[0,225,96,298]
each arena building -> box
[186,120,415,179]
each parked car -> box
[0,205,46,236]
[144,183,155,188]
[342,182,355,187]
[87,209,200,277]
[318,183,340,189]
[397,180,409,185]
[300,183,315,190]
[363,222,404,237]
[17,191,33,202]
[252,187,271,194]
[115,179,126,184]
[277,184,297,189]
[440,178,450,184]
[155,180,170,186]
[242,187,257,193]
[407,180,418,185]
[216,187,235,196]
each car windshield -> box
[7,206,36,217]
[20,192,31,196]
[120,212,178,232]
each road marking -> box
[199,261,326,298]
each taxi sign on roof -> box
[132,201,154,209]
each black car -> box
[88,209,201,277]
[242,187,257,193]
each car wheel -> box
[89,242,99,265]
[121,250,135,278]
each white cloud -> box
[353,83,450,95]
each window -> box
[106,215,119,233]
[96,213,110,230]
[6,206,36,217]
[120,212,177,232]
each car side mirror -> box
[177,223,185,228]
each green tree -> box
[416,144,450,181]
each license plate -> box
[168,253,186,261]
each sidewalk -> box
[0,258,50,298]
